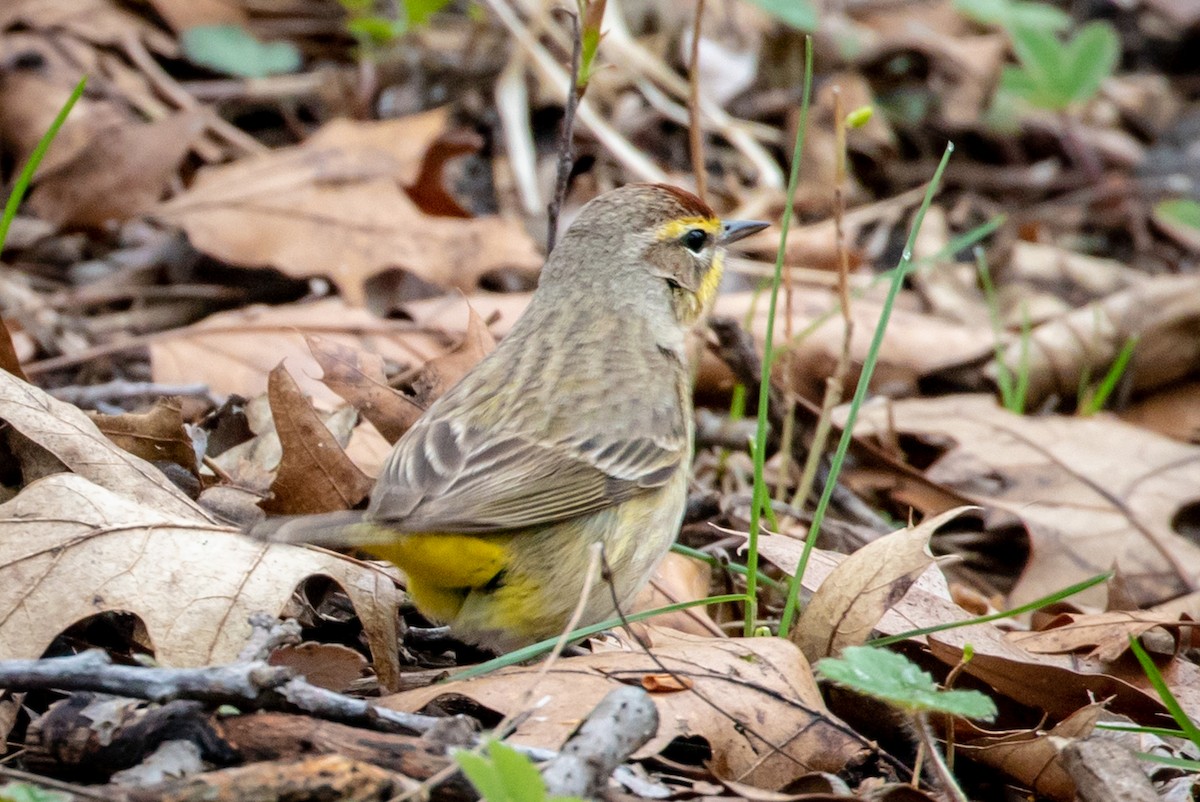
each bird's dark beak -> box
[719,219,770,245]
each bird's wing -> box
[367,415,685,533]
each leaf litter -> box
[1,0,1200,798]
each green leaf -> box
[455,740,583,802]
[955,0,1070,32]
[816,646,998,721]
[1007,2,1072,31]
[742,0,818,31]
[181,25,301,79]
[0,783,73,802]
[456,750,511,801]
[1155,198,1200,230]
[1061,21,1119,104]
[1009,24,1064,92]
[406,0,452,27]
[347,16,407,45]
[845,105,873,128]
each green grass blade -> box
[0,76,87,253]
[777,142,955,638]
[451,594,747,680]
[1079,335,1137,415]
[1128,636,1200,748]
[868,571,1111,647]
[743,38,813,637]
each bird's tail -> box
[251,510,371,547]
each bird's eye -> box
[682,229,708,253]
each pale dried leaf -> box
[263,363,373,515]
[0,472,399,673]
[793,507,969,661]
[307,334,423,443]
[383,628,867,790]
[150,299,448,407]
[156,113,542,304]
[0,370,208,521]
[844,395,1200,609]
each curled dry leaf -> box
[1007,610,1199,662]
[410,304,496,406]
[0,369,207,520]
[150,299,449,407]
[706,289,993,400]
[988,274,1200,406]
[156,111,542,305]
[262,363,373,515]
[844,395,1200,609]
[0,372,399,681]
[792,507,971,662]
[88,397,198,478]
[307,334,423,444]
[955,702,1107,802]
[383,628,867,790]
[30,110,203,229]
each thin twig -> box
[687,0,707,203]
[547,9,583,253]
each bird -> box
[260,183,768,652]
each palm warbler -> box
[262,184,767,651]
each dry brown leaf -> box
[792,508,969,662]
[307,334,423,444]
[0,318,28,380]
[88,397,198,478]
[706,289,993,400]
[145,0,247,32]
[1119,381,1200,442]
[411,304,496,406]
[1,0,176,50]
[262,364,373,515]
[383,628,867,790]
[0,372,399,678]
[988,275,1200,406]
[150,299,449,407]
[844,394,1200,609]
[156,112,542,305]
[268,642,368,693]
[956,702,1106,802]
[0,470,400,675]
[1007,611,1198,662]
[0,370,207,520]
[30,110,202,229]
[630,551,718,637]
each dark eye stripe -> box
[682,229,708,253]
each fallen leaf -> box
[149,299,449,407]
[988,275,1200,406]
[383,628,868,790]
[307,334,423,443]
[156,112,542,305]
[843,395,1200,609]
[0,370,206,520]
[31,110,203,229]
[268,642,368,693]
[1007,611,1198,662]
[0,319,28,380]
[411,304,497,406]
[630,551,718,637]
[0,469,400,675]
[956,702,1106,802]
[262,363,373,515]
[88,397,198,478]
[793,508,969,662]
